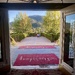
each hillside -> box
[29,15,43,23]
[9,15,43,28]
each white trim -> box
[61,4,75,75]
[61,61,74,74]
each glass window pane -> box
[64,13,75,67]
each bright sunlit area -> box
[8,10,61,69]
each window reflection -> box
[66,14,75,58]
[64,14,75,67]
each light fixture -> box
[33,0,37,3]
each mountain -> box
[9,15,43,29]
[29,15,43,23]
[29,15,43,28]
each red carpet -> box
[13,54,59,66]
[19,45,56,49]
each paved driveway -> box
[10,36,60,69]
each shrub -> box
[10,33,25,42]
[28,33,36,37]
[10,36,16,46]
[41,32,60,42]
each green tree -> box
[43,11,60,42]
[12,12,32,33]
[11,12,32,41]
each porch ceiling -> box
[0,3,74,10]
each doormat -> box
[18,45,56,49]
[13,54,59,66]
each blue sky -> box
[8,10,46,22]
[66,14,75,24]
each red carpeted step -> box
[13,54,59,66]
[18,45,56,49]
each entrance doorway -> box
[8,10,61,69]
